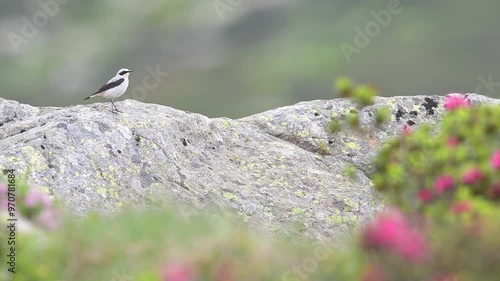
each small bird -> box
[85,68,133,113]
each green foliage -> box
[374,105,500,213]
[375,106,390,126]
[353,85,376,107]
[345,164,357,179]
[0,182,361,281]
[318,141,330,155]
[328,119,342,133]
[347,114,360,130]
[335,76,354,98]
[329,77,385,135]
[333,77,376,106]
[361,206,500,281]
[366,103,500,280]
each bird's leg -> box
[111,99,122,113]
[114,103,123,113]
[110,99,116,113]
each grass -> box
[0,200,360,281]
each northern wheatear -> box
[85,68,133,113]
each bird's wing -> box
[107,75,121,84]
[92,78,125,95]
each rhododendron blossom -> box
[491,183,500,199]
[37,208,60,229]
[491,151,500,170]
[162,262,195,281]
[446,137,459,148]
[451,201,472,214]
[417,189,433,203]
[462,168,483,185]
[24,189,52,208]
[443,93,471,111]
[401,124,412,137]
[434,175,454,193]
[364,209,428,262]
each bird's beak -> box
[128,70,133,73]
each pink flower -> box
[0,183,7,196]
[162,262,194,281]
[364,210,407,247]
[417,189,433,203]
[36,208,60,229]
[446,137,459,148]
[396,231,428,262]
[490,151,500,170]
[401,124,412,137]
[364,209,428,262]
[1,199,8,211]
[433,175,454,193]
[444,93,471,111]
[462,168,483,185]
[24,189,52,208]
[451,201,472,214]
[490,183,500,199]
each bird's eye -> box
[119,71,128,75]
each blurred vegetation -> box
[329,77,387,133]
[1,0,500,117]
[368,96,500,281]
[0,180,364,281]
[374,102,500,213]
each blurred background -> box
[1,0,499,118]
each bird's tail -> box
[84,94,94,100]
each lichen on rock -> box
[0,94,498,241]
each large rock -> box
[0,94,498,241]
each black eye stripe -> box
[119,71,128,75]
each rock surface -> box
[0,94,498,241]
